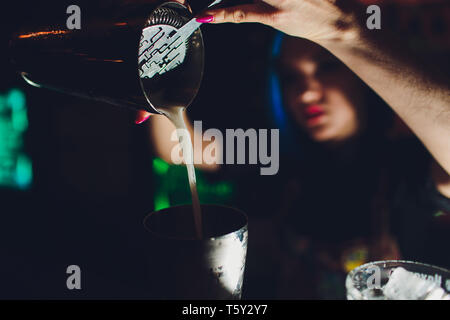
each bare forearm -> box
[321,30,450,175]
[201,0,450,174]
[148,113,220,171]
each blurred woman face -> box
[279,38,366,144]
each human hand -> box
[137,0,362,123]
[196,0,365,45]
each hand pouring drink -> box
[10,1,248,298]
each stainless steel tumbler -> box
[143,204,248,299]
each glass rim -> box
[347,260,450,279]
[143,203,248,242]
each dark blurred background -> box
[0,0,449,299]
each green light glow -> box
[434,211,446,218]
[12,107,28,132]
[154,192,170,211]
[152,157,235,210]
[15,155,32,189]
[153,157,170,175]
[7,89,26,111]
[0,88,32,190]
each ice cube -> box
[425,286,449,300]
[383,267,449,300]
[360,288,386,300]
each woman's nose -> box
[299,77,323,105]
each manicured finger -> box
[196,3,276,25]
[135,111,152,124]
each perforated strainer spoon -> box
[138,0,223,80]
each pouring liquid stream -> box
[159,107,203,240]
[138,2,221,240]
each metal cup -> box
[143,204,248,299]
[9,1,204,113]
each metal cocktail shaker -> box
[9,1,204,114]
[144,204,248,299]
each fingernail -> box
[135,114,151,124]
[196,15,214,23]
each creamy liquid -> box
[159,107,202,239]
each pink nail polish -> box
[135,114,151,124]
[196,15,214,23]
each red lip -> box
[304,105,325,126]
[304,105,324,117]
